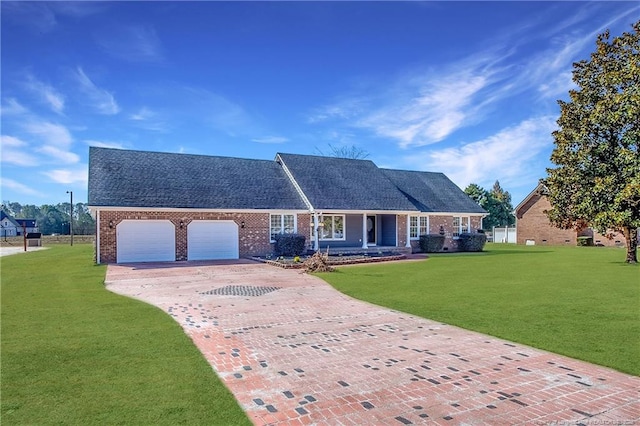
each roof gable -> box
[88,147,307,210]
[381,169,487,214]
[277,153,418,211]
[515,182,548,218]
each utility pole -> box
[67,190,73,246]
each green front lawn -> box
[1,245,250,425]
[319,243,639,376]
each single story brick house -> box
[88,147,486,263]
[515,183,627,246]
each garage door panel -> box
[117,220,175,263]
[188,221,238,260]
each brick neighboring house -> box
[515,183,626,247]
[88,147,486,264]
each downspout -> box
[96,209,101,264]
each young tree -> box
[464,181,514,230]
[489,181,515,227]
[545,21,639,263]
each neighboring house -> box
[88,147,487,264]
[0,210,38,236]
[1,210,20,237]
[515,183,626,247]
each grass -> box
[318,243,639,376]
[1,245,251,425]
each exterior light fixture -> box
[179,220,185,229]
[241,221,245,228]
[109,220,115,229]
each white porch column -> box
[406,214,412,247]
[362,213,368,249]
[313,212,319,251]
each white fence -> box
[493,227,517,243]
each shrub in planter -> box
[419,234,445,252]
[457,232,487,252]
[274,233,306,256]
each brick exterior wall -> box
[407,215,485,252]
[515,194,626,247]
[97,210,284,263]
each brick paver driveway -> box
[106,260,639,425]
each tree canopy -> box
[544,21,639,263]
[464,181,515,230]
[1,202,95,236]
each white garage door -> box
[116,220,175,263]
[188,220,239,261]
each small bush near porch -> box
[319,243,639,376]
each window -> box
[409,216,429,239]
[453,216,469,238]
[320,215,345,240]
[270,214,296,242]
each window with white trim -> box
[320,215,345,240]
[409,216,429,239]
[452,216,469,238]
[270,214,296,242]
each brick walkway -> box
[105,261,639,425]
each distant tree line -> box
[464,181,515,231]
[1,201,96,236]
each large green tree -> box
[464,181,515,230]
[545,21,639,263]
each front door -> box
[366,215,376,245]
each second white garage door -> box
[187,220,239,261]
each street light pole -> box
[66,191,73,246]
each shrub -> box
[577,236,594,246]
[274,233,306,256]
[457,232,487,252]
[419,234,445,252]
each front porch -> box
[307,245,413,256]
[310,213,411,252]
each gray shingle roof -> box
[88,147,307,210]
[381,169,487,214]
[277,153,418,211]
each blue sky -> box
[1,1,638,207]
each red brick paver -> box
[106,261,639,425]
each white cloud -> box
[251,136,288,144]
[405,116,557,190]
[84,140,125,149]
[0,178,45,197]
[128,107,168,132]
[96,24,164,63]
[42,166,88,185]
[24,121,73,147]
[129,107,155,121]
[37,146,80,164]
[0,135,39,166]
[0,98,28,116]
[74,67,120,115]
[25,75,65,114]
[361,74,489,147]
[309,53,508,149]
